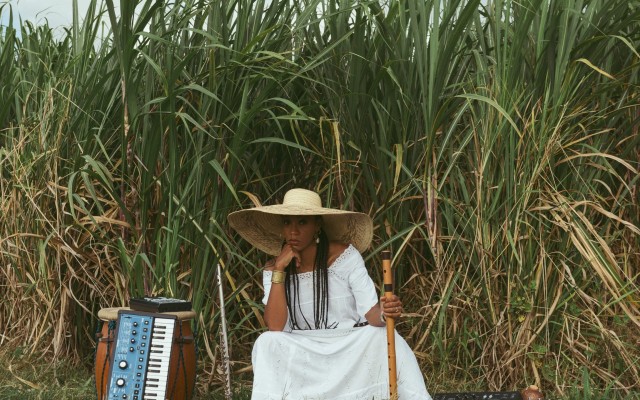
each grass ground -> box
[0,350,251,400]
[1,351,639,400]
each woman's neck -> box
[297,245,317,273]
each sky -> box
[1,0,103,33]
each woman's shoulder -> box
[327,242,362,268]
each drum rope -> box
[93,321,99,399]
[168,320,188,400]
[92,321,101,400]
[192,317,199,397]
[179,320,188,399]
[193,317,199,361]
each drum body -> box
[95,307,197,400]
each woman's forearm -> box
[365,302,385,327]
[263,281,288,331]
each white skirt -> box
[251,325,432,400]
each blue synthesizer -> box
[106,310,177,400]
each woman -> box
[228,188,432,400]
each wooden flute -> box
[382,249,398,399]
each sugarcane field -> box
[1,0,639,399]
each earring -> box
[315,231,320,244]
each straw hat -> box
[227,188,373,256]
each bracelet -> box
[380,312,386,324]
[271,270,286,284]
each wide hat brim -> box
[227,190,373,256]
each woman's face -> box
[282,215,320,252]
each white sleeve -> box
[348,251,380,317]
[262,270,273,305]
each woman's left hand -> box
[380,295,403,320]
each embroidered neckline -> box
[295,244,355,279]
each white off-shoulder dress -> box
[251,245,432,400]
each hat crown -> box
[282,189,322,209]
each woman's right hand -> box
[272,243,299,271]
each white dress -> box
[252,245,432,400]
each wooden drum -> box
[95,307,197,400]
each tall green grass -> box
[1,0,638,397]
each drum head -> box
[98,307,196,321]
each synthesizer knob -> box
[119,360,128,369]
[116,378,125,387]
